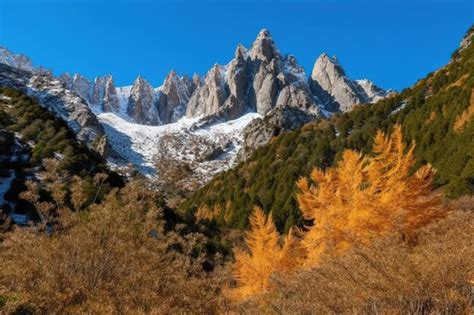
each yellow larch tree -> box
[230,207,302,300]
[230,125,447,300]
[297,125,447,267]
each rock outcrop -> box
[0,47,36,73]
[127,76,160,125]
[186,29,321,123]
[157,70,198,124]
[309,53,389,112]
[237,105,320,160]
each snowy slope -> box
[98,112,260,182]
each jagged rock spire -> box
[250,29,279,62]
[309,53,389,112]
[158,69,197,123]
[127,75,160,125]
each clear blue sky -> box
[0,0,472,90]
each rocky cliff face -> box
[56,29,388,128]
[63,70,200,126]
[0,47,36,73]
[62,73,121,114]
[127,76,160,125]
[185,29,320,122]
[309,53,389,112]
[237,105,320,160]
[157,70,198,124]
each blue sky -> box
[0,0,472,90]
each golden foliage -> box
[229,207,302,300]
[297,125,446,266]
[195,204,221,221]
[195,202,233,224]
[233,209,474,314]
[230,125,449,301]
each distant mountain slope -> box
[182,26,474,232]
[0,63,106,152]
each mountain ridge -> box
[0,29,391,190]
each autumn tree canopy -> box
[231,125,447,299]
[230,207,302,300]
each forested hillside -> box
[183,27,474,232]
[0,87,122,226]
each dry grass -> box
[229,209,474,314]
[0,181,231,314]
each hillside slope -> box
[0,87,121,227]
[182,27,474,232]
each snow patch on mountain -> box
[98,112,260,182]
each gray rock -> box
[186,64,228,117]
[157,70,197,124]
[102,76,119,112]
[127,75,160,125]
[187,29,320,122]
[309,53,389,112]
[237,105,320,161]
[0,46,35,73]
[249,29,279,62]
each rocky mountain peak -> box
[165,69,178,81]
[309,53,389,112]
[102,75,119,112]
[0,46,35,72]
[192,73,202,86]
[127,75,159,125]
[311,53,346,79]
[234,44,248,60]
[158,70,197,124]
[134,75,149,86]
[70,73,92,103]
[250,29,279,62]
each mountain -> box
[309,53,391,112]
[182,27,474,232]
[0,46,36,73]
[0,30,389,192]
[158,70,199,124]
[186,29,320,120]
[59,29,387,128]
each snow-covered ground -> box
[99,112,260,182]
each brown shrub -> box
[231,210,474,314]
[0,180,231,314]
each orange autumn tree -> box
[230,125,448,300]
[297,125,447,266]
[232,125,447,299]
[230,207,303,300]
